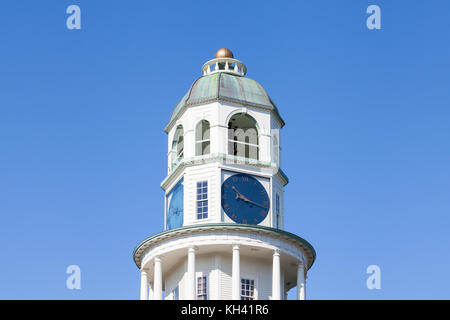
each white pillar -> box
[297,262,306,300]
[140,269,149,300]
[153,257,162,300]
[232,245,240,300]
[259,132,272,163]
[149,285,154,300]
[183,129,195,158]
[272,250,281,300]
[187,247,196,300]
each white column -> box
[259,131,272,163]
[183,129,195,158]
[140,269,149,300]
[153,257,162,300]
[149,285,154,300]
[272,250,281,300]
[214,123,229,155]
[297,262,306,300]
[187,247,196,300]
[231,245,240,300]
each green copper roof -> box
[167,73,284,131]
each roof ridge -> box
[216,71,222,98]
[185,75,203,105]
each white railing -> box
[201,58,247,76]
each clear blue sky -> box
[1,1,449,299]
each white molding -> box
[140,230,308,271]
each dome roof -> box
[166,72,284,131]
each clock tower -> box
[133,49,316,300]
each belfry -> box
[133,49,316,300]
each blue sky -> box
[1,0,449,299]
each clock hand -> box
[244,199,267,209]
[235,192,252,204]
[231,186,267,209]
[231,186,245,200]
[236,193,267,209]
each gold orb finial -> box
[214,48,234,59]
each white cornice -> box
[161,154,288,191]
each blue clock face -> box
[166,178,183,230]
[221,173,270,224]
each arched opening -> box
[227,113,259,160]
[195,120,210,156]
[273,132,280,167]
[170,125,184,170]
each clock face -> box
[221,173,270,224]
[166,178,184,230]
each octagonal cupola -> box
[165,49,284,134]
[162,48,289,232]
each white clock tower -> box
[133,49,316,300]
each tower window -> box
[276,194,280,229]
[273,132,280,167]
[241,279,255,300]
[170,125,184,171]
[196,181,208,220]
[197,276,207,300]
[228,113,259,160]
[195,120,210,156]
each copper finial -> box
[214,48,234,59]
